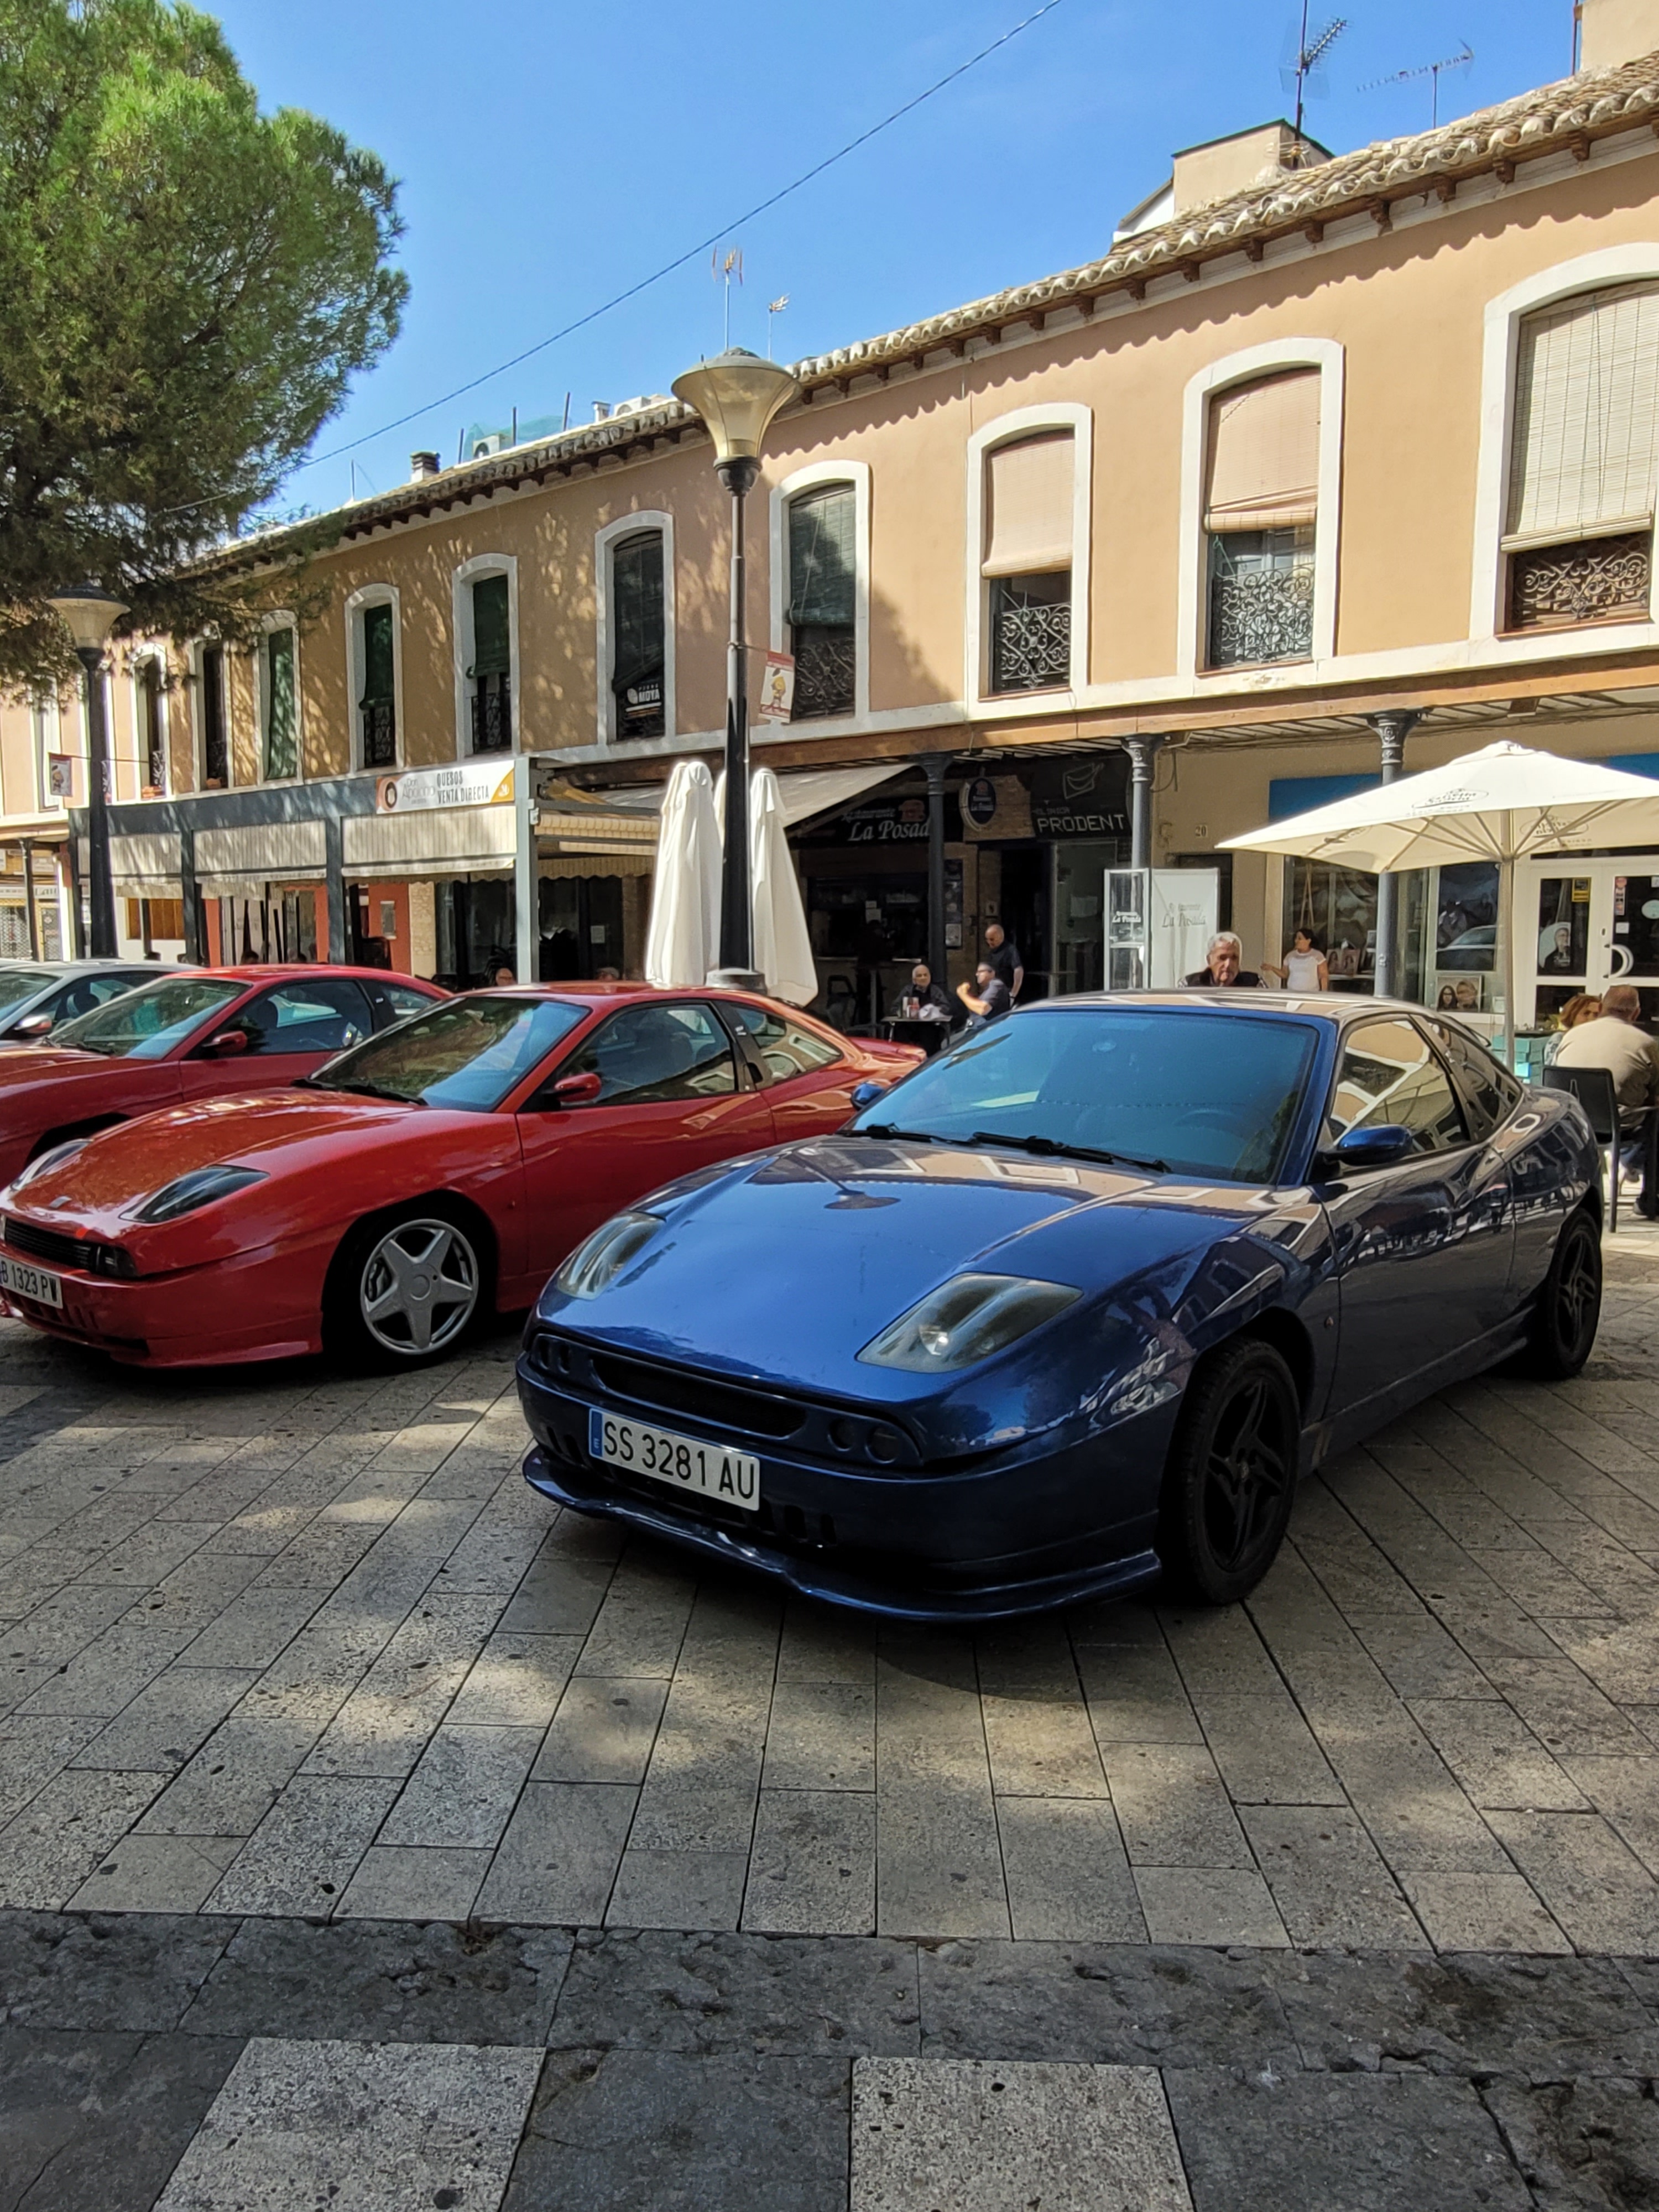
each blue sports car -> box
[517,994,1601,1621]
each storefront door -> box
[1517,857,1659,1025]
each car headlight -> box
[556,1212,663,1298]
[129,1166,267,1224]
[858,1272,1081,1373]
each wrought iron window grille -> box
[1206,533,1315,667]
[989,573,1072,694]
[361,700,397,768]
[791,625,856,719]
[1506,533,1651,632]
[471,676,512,753]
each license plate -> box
[588,1407,760,1514]
[0,1255,63,1310]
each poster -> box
[757,650,795,723]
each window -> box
[1329,1019,1467,1154]
[137,659,166,794]
[983,433,1074,693]
[611,529,666,738]
[1423,1018,1523,1139]
[565,1002,737,1105]
[263,626,298,779]
[315,997,586,1110]
[54,971,154,1024]
[225,978,374,1056]
[1204,371,1319,667]
[358,602,397,768]
[200,643,228,787]
[1503,284,1659,632]
[787,483,856,718]
[377,980,437,1023]
[468,573,512,752]
[726,1001,843,1079]
[51,975,243,1058]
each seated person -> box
[901,962,951,1022]
[956,961,1013,1032]
[1184,931,1262,988]
[1554,983,1659,1215]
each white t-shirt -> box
[1282,950,1324,989]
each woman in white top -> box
[1264,928,1329,992]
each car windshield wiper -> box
[968,1130,1168,1173]
[856,1122,940,1142]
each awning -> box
[111,830,184,901]
[196,821,326,894]
[343,805,517,880]
[594,760,913,830]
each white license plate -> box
[588,1407,760,1514]
[0,1254,63,1309]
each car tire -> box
[324,1201,487,1369]
[1516,1206,1601,1383]
[1156,1336,1300,1605]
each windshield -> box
[305,994,588,1110]
[0,969,57,1013]
[49,977,244,1059]
[852,1007,1318,1184]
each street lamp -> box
[47,582,129,958]
[671,348,798,986]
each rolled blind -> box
[612,530,665,690]
[359,602,394,707]
[982,431,1074,577]
[470,574,510,676]
[1204,369,1321,533]
[1506,283,1659,545]
[264,628,296,780]
[787,484,855,628]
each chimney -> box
[409,450,441,481]
[1171,120,1329,216]
[1578,0,1659,69]
[592,401,612,422]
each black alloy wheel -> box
[1157,1337,1300,1604]
[1519,1206,1601,1381]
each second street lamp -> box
[47,583,129,959]
[670,348,798,987]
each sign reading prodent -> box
[375,764,514,814]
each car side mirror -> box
[1319,1123,1416,1175]
[198,1028,249,1058]
[849,1079,889,1110]
[13,1013,51,1037]
[546,1069,603,1109]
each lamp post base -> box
[707,967,765,993]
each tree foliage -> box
[0,0,407,690]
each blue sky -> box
[210,0,1579,515]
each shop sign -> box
[963,776,998,828]
[1027,754,1130,839]
[757,650,796,723]
[375,763,514,814]
[797,797,930,846]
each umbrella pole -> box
[1500,850,1517,1073]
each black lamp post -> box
[47,583,129,958]
[671,348,798,987]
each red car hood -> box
[0,1046,124,1095]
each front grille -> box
[4,1217,91,1270]
[588,1350,807,1440]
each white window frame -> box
[964,404,1092,705]
[129,646,170,799]
[594,512,676,745]
[1177,338,1343,679]
[254,613,302,785]
[769,460,871,725]
[189,636,233,792]
[452,552,520,759]
[1469,246,1659,645]
[343,582,404,772]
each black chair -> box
[822,973,858,1032]
[1543,1063,1650,1233]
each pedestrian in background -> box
[957,961,1013,1032]
[1555,982,1659,1216]
[983,922,1024,1002]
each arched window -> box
[610,528,666,738]
[786,482,857,718]
[135,654,167,795]
[197,642,229,788]
[1202,369,1320,667]
[982,431,1076,693]
[453,557,518,755]
[346,587,400,769]
[259,622,299,781]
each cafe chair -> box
[822,973,858,1031]
[1542,1063,1654,1234]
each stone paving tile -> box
[1486,1807,1659,1954]
[335,1845,490,1923]
[69,1834,243,1916]
[0,1911,238,2032]
[475,1782,637,1925]
[0,1771,168,1911]
[532,1677,668,1783]
[1240,1807,1427,1949]
[995,1796,1146,1942]
[744,1790,875,1936]
[377,1724,542,1849]
[204,1773,399,1917]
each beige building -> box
[12,2,1659,1031]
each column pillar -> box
[1366,709,1421,997]
[20,842,39,961]
[923,753,951,993]
[179,824,201,963]
[323,814,346,967]
[513,753,538,981]
[1123,736,1165,873]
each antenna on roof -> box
[1280,3,1348,138]
[713,247,744,348]
[1359,40,1474,129]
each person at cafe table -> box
[1185,931,1262,988]
[1553,982,1659,1217]
[901,962,952,1023]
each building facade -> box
[11,7,1659,1029]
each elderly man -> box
[1554,982,1659,1214]
[1184,931,1262,989]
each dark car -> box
[515,994,1602,1623]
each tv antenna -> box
[712,248,744,348]
[766,294,789,359]
[1281,3,1348,138]
[1360,40,1474,129]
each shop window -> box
[137,659,166,795]
[1328,1018,1468,1155]
[358,601,397,768]
[564,1001,736,1104]
[983,432,1073,694]
[468,574,512,751]
[200,644,228,787]
[1204,371,1319,667]
[262,626,298,780]
[787,483,856,718]
[1503,284,1659,632]
[611,529,666,739]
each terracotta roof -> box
[226,49,1659,563]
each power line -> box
[290,0,1068,479]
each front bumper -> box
[515,1354,1169,1623]
[0,1237,327,1367]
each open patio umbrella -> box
[1222,739,1659,1063]
[643,759,721,988]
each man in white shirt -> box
[1554,983,1659,1214]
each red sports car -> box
[0,964,445,1191]
[0,985,921,1369]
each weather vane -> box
[712,248,744,349]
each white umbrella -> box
[643,759,721,989]
[748,766,818,1007]
[1223,740,1659,1062]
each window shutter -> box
[264,629,296,779]
[359,603,394,706]
[470,574,511,676]
[1506,284,1659,545]
[611,530,665,690]
[1204,370,1321,533]
[787,484,857,628]
[982,432,1074,577]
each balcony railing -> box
[1208,562,1314,667]
[471,679,512,753]
[992,599,1071,693]
[360,699,397,769]
[1508,533,1651,631]
[792,629,856,719]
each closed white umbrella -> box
[644,759,721,989]
[1224,739,1659,1062]
[748,766,818,1007]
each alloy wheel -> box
[1200,1375,1292,1578]
[1555,1220,1600,1361]
[358,1218,478,1357]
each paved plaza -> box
[4,1239,1659,2204]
